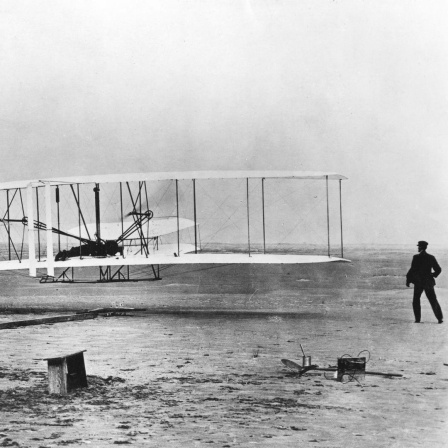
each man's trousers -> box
[413,285,443,322]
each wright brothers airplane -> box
[0,171,348,283]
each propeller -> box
[125,209,153,218]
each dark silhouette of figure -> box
[55,240,122,261]
[406,241,443,323]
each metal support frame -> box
[326,175,330,258]
[262,178,266,254]
[56,186,61,252]
[59,267,74,282]
[176,179,180,257]
[99,266,112,281]
[44,182,54,277]
[36,187,41,261]
[27,184,36,277]
[139,182,143,254]
[40,267,74,283]
[99,266,129,282]
[6,190,10,260]
[1,189,27,262]
[39,267,75,283]
[2,189,26,259]
[19,190,25,261]
[193,179,197,254]
[94,183,101,243]
[99,264,160,282]
[143,181,150,252]
[41,264,161,283]
[246,178,251,257]
[2,189,23,262]
[77,184,82,259]
[126,182,149,257]
[339,179,344,258]
[120,182,125,258]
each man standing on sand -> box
[406,241,443,323]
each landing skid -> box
[39,264,161,283]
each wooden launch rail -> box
[313,367,403,378]
[281,359,403,378]
[0,307,146,330]
[0,313,97,330]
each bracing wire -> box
[195,180,247,250]
[272,198,326,251]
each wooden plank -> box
[66,352,88,392]
[43,350,86,362]
[79,307,146,314]
[45,351,88,395]
[0,313,96,330]
[48,358,68,395]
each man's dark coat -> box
[406,251,442,288]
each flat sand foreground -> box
[0,248,447,447]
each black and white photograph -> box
[0,1,447,446]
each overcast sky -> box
[1,0,447,245]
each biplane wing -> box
[0,171,349,282]
[0,253,346,271]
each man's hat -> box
[417,241,428,247]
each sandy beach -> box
[0,246,447,447]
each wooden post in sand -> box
[44,350,88,395]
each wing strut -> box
[120,182,124,257]
[262,178,266,254]
[19,189,25,261]
[94,183,101,243]
[326,175,330,257]
[193,179,197,254]
[339,179,344,258]
[176,179,180,257]
[56,186,60,252]
[6,190,10,260]
[36,187,41,261]
[246,178,251,257]
[77,184,81,259]
[44,182,54,276]
[144,182,150,246]
[27,184,36,277]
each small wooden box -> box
[44,350,87,395]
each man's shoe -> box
[414,321,421,323]
[438,320,443,324]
